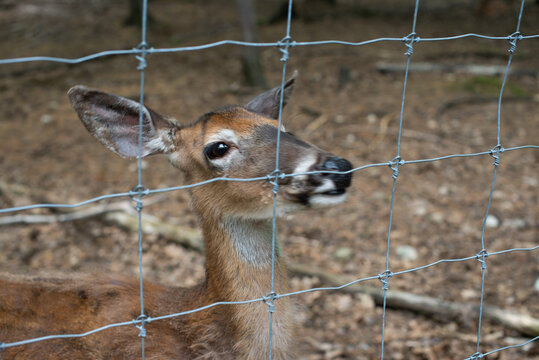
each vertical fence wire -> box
[471,1,527,358]
[0,0,537,359]
[135,0,149,357]
[267,1,294,357]
[379,1,420,359]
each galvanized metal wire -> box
[0,0,537,359]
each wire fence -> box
[0,0,538,359]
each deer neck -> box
[200,214,288,300]
[197,213,293,359]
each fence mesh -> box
[0,0,538,359]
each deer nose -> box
[315,156,353,189]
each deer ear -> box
[68,86,176,158]
[245,70,297,119]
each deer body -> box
[0,76,352,359]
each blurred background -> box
[0,0,538,358]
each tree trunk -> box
[235,0,267,87]
[124,0,153,28]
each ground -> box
[0,0,538,359]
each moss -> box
[452,75,530,97]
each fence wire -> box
[0,0,538,359]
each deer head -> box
[68,75,353,220]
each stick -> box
[376,62,538,76]
[289,263,539,337]
[103,211,204,252]
[0,202,132,225]
[100,212,539,337]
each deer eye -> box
[205,142,230,160]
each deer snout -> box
[314,157,353,191]
[284,155,354,208]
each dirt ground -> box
[0,0,538,359]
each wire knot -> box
[507,32,522,54]
[133,314,149,338]
[277,36,294,62]
[388,156,403,179]
[135,42,150,70]
[467,352,484,360]
[135,55,147,70]
[489,145,504,166]
[263,292,279,313]
[378,270,393,290]
[267,170,285,195]
[475,249,489,270]
[402,32,419,56]
[137,41,149,50]
[129,185,149,211]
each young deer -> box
[0,76,353,359]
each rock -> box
[461,289,479,300]
[366,113,377,124]
[412,205,427,216]
[485,214,499,228]
[502,218,527,230]
[372,191,386,201]
[429,212,444,223]
[411,199,428,216]
[334,247,353,260]
[164,244,183,259]
[335,114,346,124]
[396,245,418,261]
[356,293,375,310]
[438,186,449,196]
[334,294,353,312]
[359,342,370,351]
[534,278,539,292]
[522,176,537,187]
[40,114,53,124]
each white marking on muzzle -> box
[312,179,336,194]
[292,153,317,179]
[309,192,348,207]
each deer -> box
[0,74,353,359]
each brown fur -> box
[0,82,352,359]
[0,219,292,359]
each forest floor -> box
[0,1,538,359]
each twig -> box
[289,263,539,337]
[103,211,204,252]
[93,211,539,337]
[0,202,132,225]
[376,62,538,77]
[437,95,535,115]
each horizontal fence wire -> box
[1,145,538,215]
[0,0,538,358]
[2,35,539,66]
[1,245,538,350]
